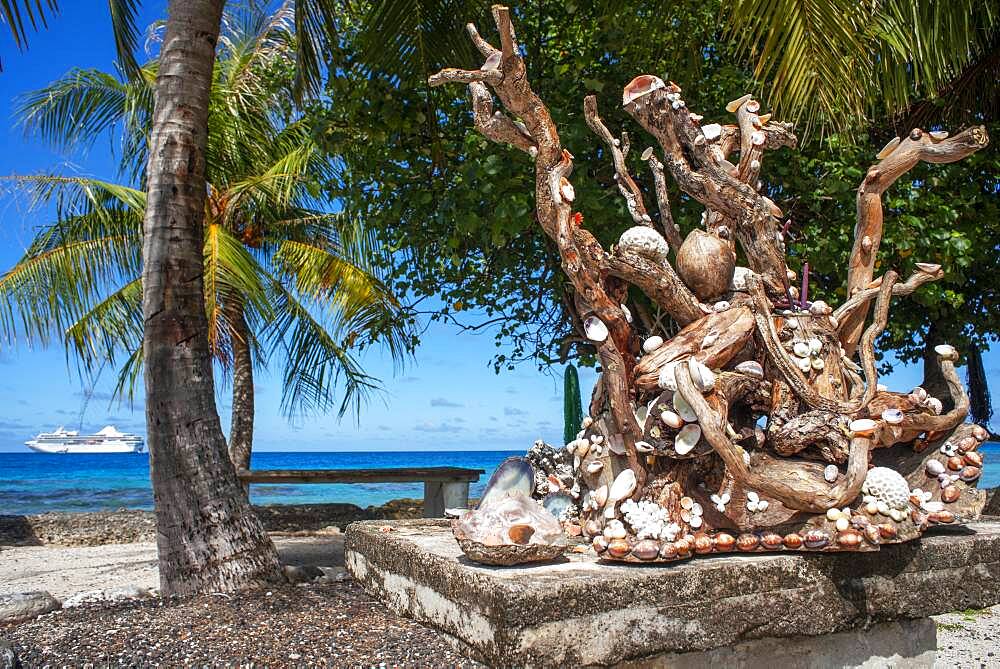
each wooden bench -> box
[237,467,484,517]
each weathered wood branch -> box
[676,361,871,512]
[583,95,651,227]
[833,264,944,328]
[468,82,537,155]
[640,149,683,250]
[841,126,989,355]
[427,67,503,88]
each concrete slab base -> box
[345,519,1000,668]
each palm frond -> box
[108,0,142,78]
[1,0,58,49]
[63,276,142,375]
[292,0,340,101]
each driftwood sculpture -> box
[433,6,991,563]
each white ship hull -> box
[25,425,145,454]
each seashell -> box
[959,466,981,483]
[660,410,684,429]
[942,486,960,503]
[592,485,608,507]
[635,441,654,453]
[481,51,502,70]
[674,538,692,556]
[688,359,716,392]
[824,464,839,483]
[750,159,760,170]
[584,316,609,342]
[676,229,736,300]
[622,74,666,106]
[795,357,812,373]
[607,539,631,558]
[928,510,956,524]
[658,361,679,391]
[608,523,627,540]
[620,304,632,324]
[586,460,604,475]
[479,456,536,506]
[508,524,536,544]
[671,99,686,110]
[702,123,722,141]
[876,137,901,159]
[889,508,905,522]
[964,451,984,468]
[809,300,831,316]
[881,408,904,424]
[761,533,783,550]
[811,357,825,370]
[757,113,772,125]
[947,456,964,471]
[973,425,989,441]
[689,113,703,122]
[751,130,766,146]
[787,319,799,330]
[672,392,698,422]
[618,226,670,262]
[643,336,665,354]
[929,130,949,141]
[584,520,602,538]
[807,338,823,355]
[725,93,752,112]
[592,535,609,552]
[835,517,850,532]
[581,416,594,429]
[878,523,897,539]
[712,301,730,314]
[826,507,843,522]
[864,525,881,544]
[865,501,879,515]
[689,516,703,529]
[850,418,877,437]
[659,542,678,559]
[911,387,928,402]
[675,424,702,455]
[680,496,694,510]
[926,397,943,415]
[735,360,764,379]
[803,530,830,549]
[783,533,803,549]
[837,531,863,549]
[609,469,637,501]
[926,459,946,476]
[736,534,759,551]
[693,534,713,554]
[792,341,810,358]
[757,500,769,511]
[933,344,959,362]
[923,501,945,513]
[828,315,839,329]
[728,266,753,292]
[575,439,591,458]
[559,177,575,203]
[712,533,735,552]
[632,539,660,560]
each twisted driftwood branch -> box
[833,264,943,326]
[676,361,871,512]
[583,95,650,227]
[640,149,683,250]
[841,125,989,355]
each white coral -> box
[618,226,670,263]
[862,467,911,511]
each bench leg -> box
[424,481,444,518]
[442,481,470,510]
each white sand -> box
[0,536,344,599]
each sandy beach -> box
[1,507,998,667]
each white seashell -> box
[808,338,823,355]
[747,490,759,503]
[811,357,825,370]
[850,418,877,436]
[559,178,575,203]
[692,502,703,516]
[751,130,766,146]
[729,266,753,292]
[797,356,812,373]
[672,99,685,109]
[590,434,603,444]
[712,301,730,313]
[725,93,752,113]
[660,410,684,429]
[876,500,890,515]
[787,319,799,330]
[750,159,760,170]
[586,460,604,474]
[824,464,839,483]
[609,524,627,539]
[576,439,591,458]
[923,501,945,512]
[828,315,839,329]
[643,336,665,354]
[609,469,637,501]
[584,316,609,342]
[911,386,928,402]
[635,441,654,453]
[735,360,764,379]
[929,130,949,141]
[581,416,594,429]
[742,449,751,466]
[672,390,698,422]
[889,508,904,522]
[881,408,904,425]
[620,304,633,324]
[757,500,769,512]
[592,485,608,507]
[747,500,759,512]
[658,361,679,391]
[618,226,670,262]
[689,113,703,122]
[836,517,850,532]
[793,341,810,358]
[925,460,945,476]
[926,397,943,415]
[721,492,731,504]
[702,123,722,141]
[688,359,716,392]
[574,455,581,471]
[701,332,720,349]
[809,300,831,316]
[716,503,726,513]
[934,344,958,360]
[675,423,701,455]
[827,508,842,521]
[690,516,703,528]
[876,137,901,159]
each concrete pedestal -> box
[345,519,1000,668]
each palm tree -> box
[1,3,411,595]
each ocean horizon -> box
[1,444,997,516]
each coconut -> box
[675,229,736,300]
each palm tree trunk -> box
[141,0,281,597]
[228,302,255,472]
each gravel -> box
[933,604,1000,668]
[3,581,484,668]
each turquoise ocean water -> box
[1,445,997,516]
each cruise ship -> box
[25,426,145,454]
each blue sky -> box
[0,3,995,452]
